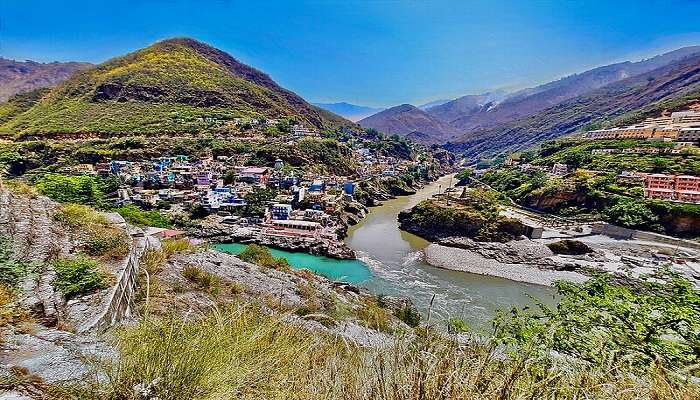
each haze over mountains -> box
[358,45,700,150]
[0,58,92,102]
[312,102,382,122]
[1,39,700,158]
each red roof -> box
[157,229,186,238]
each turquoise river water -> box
[215,174,556,330]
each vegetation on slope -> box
[19,272,696,399]
[398,188,524,242]
[448,53,700,157]
[0,38,350,137]
[470,138,700,237]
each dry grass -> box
[4,180,39,198]
[94,305,699,400]
[0,283,33,339]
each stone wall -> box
[80,227,149,333]
[592,222,700,250]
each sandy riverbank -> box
[424,243,589,286]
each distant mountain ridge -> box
[313,102,383,122]
[419,99,452,110]
[425,90,509,126]
[0,38,352,137]
[444,45,700,133]
[359,104,458,144]
[447,52,700,156]
[0,58,92,102]
[359,45,700,151]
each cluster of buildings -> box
[586,110,700,142]
[642,173,700,203]
[617,171,700,204]
[64,134,429,242]
[591,142,695,155]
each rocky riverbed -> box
[422,235,700,288]
[424,242,589,286]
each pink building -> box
[643,174,700,203]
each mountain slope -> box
[447,53,700,156]
[448,46,700,133]
[0,38,351,137]
[359,104,458,143]
[0,58,92,102]
[418,99,452,110]
[426,91,508,125]
[313,102,383,122]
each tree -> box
[242,187,277,217]
[238,244,290,270]
[605,199,658,229]
[36,173,105,206]
[494,272,700,375]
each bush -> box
[53,256,109,299]
[356,301,393,333]
[394,304,421,328]
[55,203,109,228]
[0,235,30,286]
[116,205,171,228]
[237,244,291,271]
[446,318,470,334]
[604,198,659,230]
[182,266,221,296]
[84,226,129,258]
[494,272,700,375]
[35,173,106,206]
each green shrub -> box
[182,266,221,296]
[116,205,171,228]
[55,203,109,228]
[356,301,393,333]
[494,272,700,375]
[604,198,659,230]
[238,244,291,271]
[0,235,31,286]
[394,304,421,328]
[84,226,129,258]
[446,318,470,334]
[53,255,109,299]
[35,173,106,206]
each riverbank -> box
[189,220,357,259]
[424,242,588,286]
[188,169,456,260]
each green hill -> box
[0,38,350,138]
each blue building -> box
[271,203,293,220]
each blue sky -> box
[2,0,700,107]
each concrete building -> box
[643,173,700,203]
[586,110,700,141]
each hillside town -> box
[55,130,448,258]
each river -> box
[216,174,556,331]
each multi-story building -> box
[643,173,700,203]
[291,125,319,137]
[271,203,293,220]
[586,110,700,141]
[679,127,700,142]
